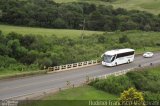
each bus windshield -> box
[103,55,115,63]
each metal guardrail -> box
[93,62,159,80]
[48,60,100,72]
[93,68,135,80]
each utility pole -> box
[0,10,2,18]
[81,18,85,40]
[78,5,85,40]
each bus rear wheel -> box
[128,60,130,63]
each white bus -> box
[101,48,135,66]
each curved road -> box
[0,53,160,100]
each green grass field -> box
[20,86,117,106]
[21,86,117,106]
[0,25,103,38]
[0,24,160,55]
[53,0,160,15]
[44,86,117,100]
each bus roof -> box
[104,48,135,55]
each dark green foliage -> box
[90,76,134,95]
[90,67,160,103]
[20,35,36,48]
[126,71,160,93]
[0,55,17,68]
[126,71,148,90]
[144,92,160,101]
[0,0,160,31]
[100,0,116,2]
[37,58,53,69]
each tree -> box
[119,87,145,106]
[37,57,53,69]
[54,18,67,28]
[88,11,105,30]
[20,50,39,65]
[119,20,138,31]
[20,35,36,48]
[144,24,151,31]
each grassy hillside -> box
[0,25,103,38]
[53,0,160,15]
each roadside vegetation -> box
[90,66,160,104]
[0,30,160,76]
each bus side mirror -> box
[101,54,104,58]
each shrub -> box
[119,88,145,106]
[144,80,160,93]
[144,91,160,101]
[90,75,134,95]
[37,58,53,69]
[126,71,149,90]
[0,55,17,68]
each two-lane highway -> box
[0,53,160,100]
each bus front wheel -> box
[115,62,117,66]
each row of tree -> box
[0,0,160,31]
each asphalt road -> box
[0,53,160,100]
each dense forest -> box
[0,0,160,31]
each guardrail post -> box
[91,60,93,64]
[59,88,61,91]
[150,63,153,66]
[59,66,62,71]
[138,64,141,67]
[44,66,46,70]
[86,76,89,83]
[43,92,46,95]
[104,75,107,79]
[66,81,70,86]
[71,64,73,68]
